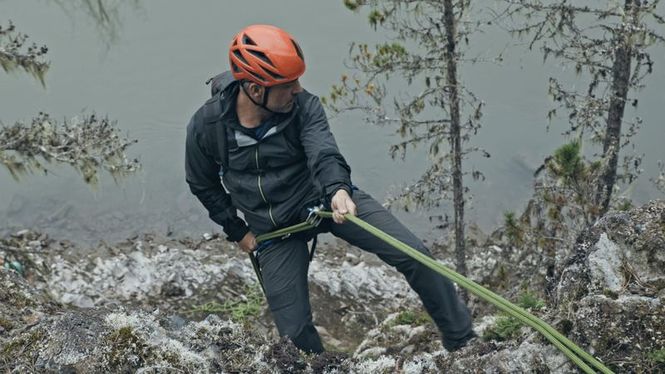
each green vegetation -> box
[551,141,584,183]
[389,309,432,327]
[508,0,663,217]
[330,0,488,304]
[0,288,34,308]
[503,211,524,247]
[189,284,265,323]
[1,329,44,356]
[483,315,524,342]
[483,290,545,342]
[602,288,619,300]
[104,326,149,370]
[616,199,633,212]
[0,317,13,331]
[648,348,665,364]
[517,290,545,311]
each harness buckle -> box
[306,204,325,227]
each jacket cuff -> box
[324,182,353,207]
[224,218,250,242]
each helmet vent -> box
[291,39,304,61]
[248,70,266,82]
[232,50,249,65]
[247,50,273,66]
[261,66,284,80]
[242,34,257,46]
[229,25,306,85]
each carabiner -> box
[306,204,325,227]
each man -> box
[185,24,474,353]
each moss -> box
[195,327,209,339]
[0,318,13,331]
[160,350,183,368]
[517,290,545,310]
[602,288,619,299]
[104,326,149,370]
[482,315,523,342]
[616,199,633,211]
[189,283,265,323]
[266,337,307,373]
[0,288,34,308]
[1,329,45,357]
[495,263,509,289]
[311,351,349,373]
[390,309,432,327]
[648,348,665,364]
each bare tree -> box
[50,0,142,45]
[0,21,49,85]
[0,113,140,185]
[1,16,140,185]
[326,0,489,287]
[502,0,664,219]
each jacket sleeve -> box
[298,94,353,203]
[185,113,249,242]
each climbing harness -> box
[305,204,325,227]
[248,252,265,295]
[247,204,326,296]
[305,204,324,261]
[246,208,613,374]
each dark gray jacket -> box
[185,72,352,241]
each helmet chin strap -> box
[241,82,280,115]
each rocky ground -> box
[1,201,664,373]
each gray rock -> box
[588,233,624,292]
[2,200,664,373]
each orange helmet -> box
[229,25,306,87]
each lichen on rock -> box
[1,200,664,373]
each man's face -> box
[265,79,303,113]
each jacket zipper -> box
[255,146,277,227]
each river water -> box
[1,1,663,245]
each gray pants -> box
[256,190,473,353]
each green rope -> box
[335,213,612,374]
[255,221,313,242]
[252,210,614,374]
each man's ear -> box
[248,82,264,98]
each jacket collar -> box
[220,82,302,137]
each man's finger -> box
[349,205,357,216]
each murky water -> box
[1,0,663,245]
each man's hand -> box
[238,232,257,253]
[331,189,357,224]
